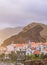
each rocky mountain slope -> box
[2,22,47,47]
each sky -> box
[0,0,47,29]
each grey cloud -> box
[0,0,47,29]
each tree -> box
[10,51,17,61]
[39,53,44,59]
[0,53,5,61]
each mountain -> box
[2,22,47,47]
[0,27,23,44]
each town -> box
[0,41,47,61]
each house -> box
[26,48,32,55]
[33,50,41,56]
[6,44,15,52]
[31,47,36,54]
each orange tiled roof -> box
[31,43,40,47]
[10,42,47,48]
[12,43,28,47]
[33,50,40,54]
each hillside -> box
[0,27,23,43]
[24,59,47,65]
[2,22,47,47]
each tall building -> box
[28,40,31,48]
[26,40,32,55]
[40,45,44,53]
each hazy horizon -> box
[0,22,46,30]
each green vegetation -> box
[0,53,5,61]
[9,51,17,61]
[26,53,47,60]
[28,54,35,59]
[39,53,44,59]
[0,52,17,62]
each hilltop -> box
[2,22,47,47]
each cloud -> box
[0,0,47,28]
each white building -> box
[26,40,32,55]
[6,44,15,52]
[26,48,32,55]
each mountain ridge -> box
[1,22,47,47]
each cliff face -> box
[2,23,47,47]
